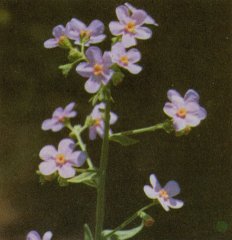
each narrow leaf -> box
[84,224,94,240]
[109,135,139,146]
[68,172,96,183]
[102,221,144,240]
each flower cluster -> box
[44,3,156,94]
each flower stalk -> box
[95,87,111,240]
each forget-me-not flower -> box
[76,47,114,93]
[144,174,184,211]
[42,102,77,132]
[163,89,207,132]
[66,18,106,46]
[89,103,118,140]
[39,138,86,179]
[111,42,142,74]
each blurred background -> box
[0,0,231,239]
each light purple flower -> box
[163,89,207,132]
[144,174,184,212]
[42,102,77,132]
[44,25,66,48]
[26,231,52,240]
[109,5,153,48]
[111,42,142,74]
[76,47,114,93]
[124,2,158,26]
[89,103,118,140]
[39,138,86,179]
[66,18,106,46]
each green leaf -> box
[58,63,73,77]
[68,172,97,184]
[102,221,144,240]
[84,224,94,240]
[109,135,139,146]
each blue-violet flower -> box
[89,103,118,140]
[109,5,153,48]
[76,47,113,93]
[44,25,66,48]
[42,102,77,132]
[163,89,207,132]
[39,139,86,179]
[111,42,142,74]
[144,174,184,211]
[66,18,106,46]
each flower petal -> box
[85,76,101,93]
[86,46,103,64]
[76,62,93,78]
[164,180,180,197]
[143,185,156,199]
[145,15,159,26]
[39,145,57,160]
[184,89,199,103]
[150,174,161,192]
[88,20,104,35]
[66,18,85,39]
[96,124,104,138]
[127,48,141,63]
[52,107,64,118]
[127,63,142,74]
[64,102,75,112]
[110,112,118,124]
[109,21,124,36]
[158,197,170,211]
[103,51,113,68]
[58,164,76,178]
[131,10,147,25]
[116,5,130,23]
[122,34,137,48]
[68,151,86,167]
[167,89,185,107]
[168,198,184,209]
[89,126,97,140]
[163,102,177,117]
[185,114,201,127]
[135,26,152,39]
[173,117,186,131]
[52,25,65,38]
[42,231,53,240]
[90,34,106,44]
[44,39,58,49]
[58,138,75,154]
[27,231,41,240]
[41,118,57,131]
[39,161,57,176]
[51,122,64,132]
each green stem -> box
[112,123,165,137]
[104,201,156,239]
[95,88,111,240]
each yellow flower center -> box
[176,107,187,118]
[93,64,103,76]
[159,189,169,200]
[58,116,65,123]
[58,35,66,44]
[125,21,136,33]
[80,30,91,39]
[120,55,129,65]
[55,154,66,165]
[94,118,101,126]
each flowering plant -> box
[27,3,207,239]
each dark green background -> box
[0,0,231,239]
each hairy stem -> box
[95,88,111,240]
